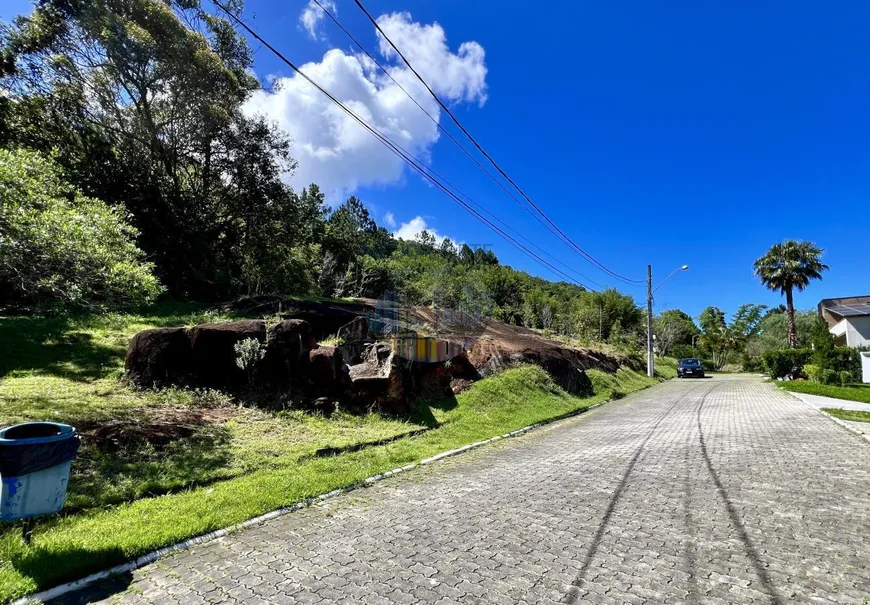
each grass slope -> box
[0,308,668,601]
[777,381,870,404]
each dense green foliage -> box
[744,307,816,357]
[0,148,162,310]
[1,0,320,299]
[787,316,866,383]
[753,240,828,347]
[689,303,767,370]
[653,309,699,357]
[762,348,813,379]
[762,345,860,381]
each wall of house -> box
[862,352,870,384]
[844,316,870,347]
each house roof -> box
[818,296,870,326]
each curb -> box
[783,389,870,444]
[10,396,616,605]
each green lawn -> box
[777,380,870,404]
[821,408,870,424]
[0,307,667,601]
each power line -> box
[210,1,597,291]
[351,0,645,286]
[309,0,605,290]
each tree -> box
[1,0,314,298]
[320,196,394,297]
[653,310,699,356]
[459,243,475,265]
[415,230,437,249]
[541,305,553,330]
[810,315,837,370]
[746,308,816,357]
[753,240,829,348]
[0,148,162,310]
[730,303,767,341]
[697,306,739,370]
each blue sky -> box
[4,1,869,319]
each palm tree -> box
[753,240,828,347]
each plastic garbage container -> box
[0,422,80,521]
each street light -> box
[654,265,690,294]
[647,265,689,377]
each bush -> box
[804,364,822,383]
[832,347,861,379]
[0,148,163,311]
[821,368,836,385]
[234,337,266,386]
[742,355,764,372]
[838,370,852,387]
[762,348,812,379]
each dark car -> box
[677,358,705,378]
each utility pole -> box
[647,264,654,378]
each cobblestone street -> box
[49,375,870,604]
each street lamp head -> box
[680,265,689,270]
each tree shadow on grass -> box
[0,316,124,382]
[42,570,135,605]
[0,303,227,382]
[4,539,131,605]
[404,392,458,429]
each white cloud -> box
[299,0,335,40]
[383,211,397,228]
[393,216,458,246]
[244,11,487,200]
[376,12,488,106]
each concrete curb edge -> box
[784,389,870,444]
[10,395,618,605]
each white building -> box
[818,296,870,382]
[819,296,870,347]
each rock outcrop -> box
[125,318,470,414]
[262,319,317,388]
[188,320,266,389]
[127,297,633,412]
[307,346,347,396]
[125,327,191,387]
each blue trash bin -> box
[0,422,80,521]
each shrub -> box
[838,370,852,387]
[832,347,861,379]
[762,348,812,379]
[742,355,764,372]
[803,364,822,383]
[821,368,836,385]
[234,337,265,386]
[0,148,162,311]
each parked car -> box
[677,358,705,378]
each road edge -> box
[784,389,870,444]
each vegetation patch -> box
[778,381,870,404]
[821,408,870,424]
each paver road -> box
[48,375,870,604]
